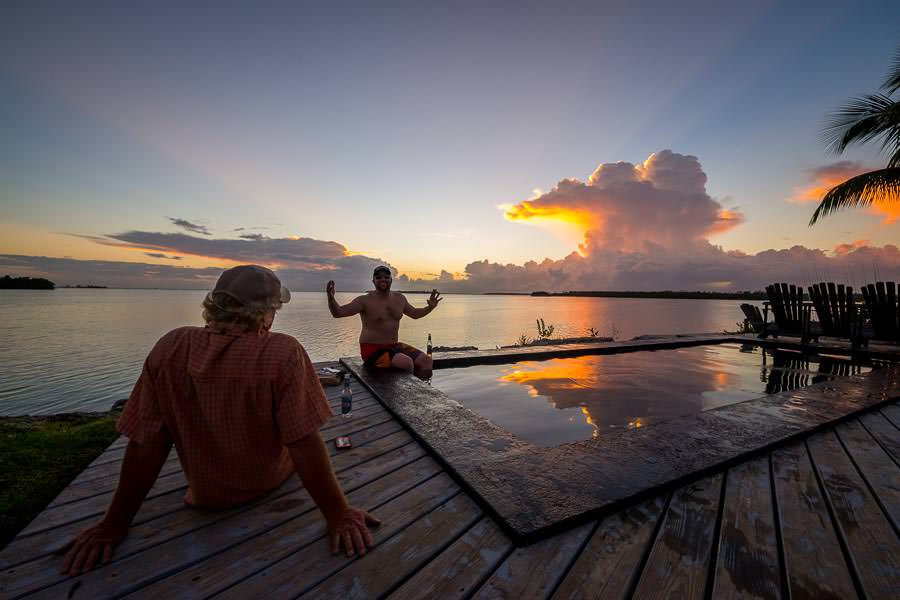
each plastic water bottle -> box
[427,333,433,357]
[341,377,353,418]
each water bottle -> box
[427,333,433,357]
[341,377,352,418]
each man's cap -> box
[208,265,290,309]
[373,265,392,277]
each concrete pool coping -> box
[342,334,900,544]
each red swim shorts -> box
[360,342,423,368]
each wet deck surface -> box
[2,363,899,599]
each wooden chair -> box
[739,303,767,336]
[861,281,900,344]
[807,282,864,346]
[764,283,817,343]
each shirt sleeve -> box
[275,343,334,446]
[117,360,172,446]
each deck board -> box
[2,370,899,600]
[213,475,464,599]
[711,456,781,600]
[471,522,593,600]
[551,496,666,600]
[387,516,514,600]
[836,420,900,533]
[807,431,900,599]
[631,473,723,600]
[770,442,858,600]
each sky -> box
[1,0,899,292]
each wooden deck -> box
[2,369,900,599]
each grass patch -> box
[0,416,119,549]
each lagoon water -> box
[0,289,756,415]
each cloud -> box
[144,252,182,260]
[400,242,900,293]
[396,151,900,292]
[504,151,744,254]
[792,161,900,224]
[40,228,398,290]
[168,218,211,235]
[238,233,267,241]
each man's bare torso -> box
[357,291,407,344]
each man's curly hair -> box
[202,291,277,329]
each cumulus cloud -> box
[168,218,211,235]
[505,151,743,254]
[399,151,900,293]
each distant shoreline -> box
[528,290,766,300]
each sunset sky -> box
[2,0,899,291]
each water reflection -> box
[432,343,873,447]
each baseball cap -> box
[207,265,290,309]
[373,265,392,277]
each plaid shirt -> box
[118,326,332,508]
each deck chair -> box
[739,303,767,336]
[861,282,900,344]
[807,282,864,346]
[764,283,817,343]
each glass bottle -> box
[341,377,353,418]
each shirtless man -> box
[327,265,441,379]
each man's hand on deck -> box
[326,280,336,297]
[427,289,442,309]
[327,505,381,557]
[58,520,128,576]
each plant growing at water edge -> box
[516,333,531,346]
[586,326,601,338]
[536,318,555,339]
[723,320,754,335]
[607,323,619,340]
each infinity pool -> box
[430,343,873,447]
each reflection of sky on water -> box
[431,344,871,447]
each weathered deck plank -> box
[807,431,900,599]
[214,474,463,599]
[836,420,900,532]
[551,496,666,600]
[386,516,513,600]
[770,442,857,600]
[882,403,900,429]
[299,493,482,600]
[471,522,593,600]
[632,473,723,600]
[126,456,443,599]
[859,411,900,464]
[711,456,781,600]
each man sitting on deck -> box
[326,265,441,379]
[59,265,380,576]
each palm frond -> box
[820,94,900,155]
[882,46,900,94]
[809,167,900,224]
[889,145,900,169]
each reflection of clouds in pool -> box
[433,344,871,447]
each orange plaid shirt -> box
[118,326,332,508]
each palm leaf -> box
[821,94,900,155]
[882,46,900,95]
[809,167,900,224]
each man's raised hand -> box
[326,280,336,297]
[427,289,442,309]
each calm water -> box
[1,289,755,415]
[431,343,871,447]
